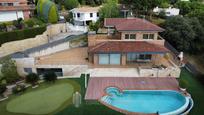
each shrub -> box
[12,84,26,94]
[25,19,35,28]
[26,73,39,86]
[13,18,24,29]
[89,21,100,32]
[0,84,7,96]
[0,25,46,46]
[158,10,166,19]
[0,23,7,32]
[64,0,79,10]
[43,72,57,83]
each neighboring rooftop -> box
[70,6,101,13]
[88,41,169,53]
[104,18,164,32]
[0,6,35,11]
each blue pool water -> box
[101,87,191,115]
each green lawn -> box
[1,70,204,115]
[179,68,204,115]
[0,79,80,115]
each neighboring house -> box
[153,7,180,16]
[70,6,100,26]
[0,0,35,22]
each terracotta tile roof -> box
[88,41,169,53]
[104,18,164,32]
[0,0,27,2]
[0,6,35,11]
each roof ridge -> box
[89,41,108,52]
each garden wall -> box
[0,23,67,57]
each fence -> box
[164,41,200,75]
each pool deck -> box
[85,77,179,100]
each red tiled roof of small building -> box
[88,41,169,53]
[0,6,35,11]
[104,18,164,32]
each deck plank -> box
[85,77,179,100]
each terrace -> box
[35,46,180,77]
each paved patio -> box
[36,47,89,65]
[85,77,179,100]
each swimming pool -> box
[101,87,193,115]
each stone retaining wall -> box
[0,23,67,57]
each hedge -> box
[0,25,46,46]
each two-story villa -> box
[0,0,35,22]
[88,18,169,66]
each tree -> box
[188,17,204,52]
[162,16,195,52]
[26,73,39,86]
[37,0,59,23]
[0,57,20,83]
[188,9,204,27]
[99,0,120,21]
[121,0,161,16]
[64,0,79,10]
[43,72,57,83]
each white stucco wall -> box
[153,7,180,16]
[0,11,24,22]
[13,57,36,76]
[72,11,99,23]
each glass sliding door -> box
[127,53,152,63]
[110,54,121,65]
[98,54,121,65]
[99,54,109,65]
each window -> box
[125,34,136,39]
[127,53,152,63]
[8,3,13,6]
[143,34,154,39]
[90,13,93,17]
[97,12,99,17]
[149,34,154,39]
[98,54,121,65]
[24,68,32,73]
[77,13,80,18]
[130,34,136,39]
[73,13,76,18]
[125,34,129,39]
[138,54,152,60]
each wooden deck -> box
[85,77,179,100]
